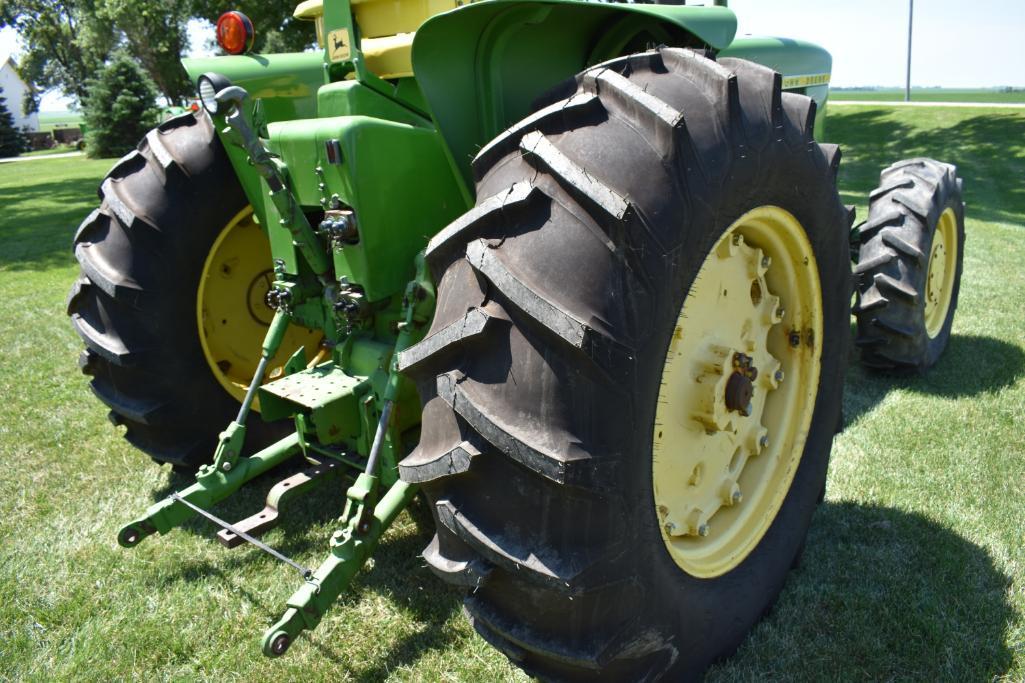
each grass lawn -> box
[831,88,1025,104]
[1,106,1023,681]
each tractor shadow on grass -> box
[843,332,1025,426]
[708,502,1014,681]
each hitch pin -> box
[170,493,314,581]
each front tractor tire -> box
[399,49,850,680]
[66,112,311,469]
[854,158,965,371]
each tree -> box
[0,87,28,157]
[82,50,159,158]
[101,0,192,104]
[0,0,115,107]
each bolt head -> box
[697,524,710,537]
[774,369,785,383]
[221,461,232,472]
[732,234,742,246]
[732,490,743,504]
[761,255,770,268]
[664,522,677,535]
[759,435,770,449]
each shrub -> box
[83,51,160,158]
[0,87,27,158]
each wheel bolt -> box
[731,490,743,505]
[774,369,784,383]
[698,524,710,537]
[664,522,677,535]
[759,434,769,450]
[761,255,770,268]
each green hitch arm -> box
[211,309,291,474]
[261,477,419,657]
[215,85,333,283]
[117,433,302,548]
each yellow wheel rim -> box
[924,207,958,339]
[652,206,823,578]
[197,207,321,407]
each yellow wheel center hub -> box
[197,207,322,407]
[924,207,958,339]
[653,206,823,578]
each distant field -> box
[36,111,83,132]
[831,88,1025,103]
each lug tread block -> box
[853,290,888,313]
[872,317,917,339]
[781,92,817,144]
[661,47,736,92]
[397,307,505,375]
[422,533,493,588]
[436,371,599,489]
[102,150,147,186]
[70,313,137,366]
[820,143,841,180]
[858,207,905,241]
[854,334,889,348]
[873,272,918,302]
[435,500,594,591]
[464,239,629,366]
[465,594,647,668]
[73,208,107,246]
[123,426,207,470]
[466,599,608,672]
[892,190,935,223]
[65,276,90,316]
[869,177,915,202]
[880,229,926,265]
[89,376,172,425]
[425,182,544,274]
[519,130,631,229]
[399,436,484,484]
[75,243,145,305]
[98,178,157,233]
[852,249,895,275]
[143,129,187,183]
[717,57,783,136]
[581,67,684,159]
[472,93,602,182]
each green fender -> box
[411,0,737,188]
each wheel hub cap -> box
[652,206,823,578]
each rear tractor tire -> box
[399,49,850,680]
[854,158,965,371]
[66,111,317,470]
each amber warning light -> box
[216,11,255,55]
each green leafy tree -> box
[0,0,115,107]
[101,0,192,104]
[82,50,159,157]
[0,87,28,157]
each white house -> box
[0,55,39,132]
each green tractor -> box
[66,0,965,678]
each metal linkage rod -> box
[170,493,313,580]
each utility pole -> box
[905,0,914,102]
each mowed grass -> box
[0,106,1023,681]
[830,88,1025,104]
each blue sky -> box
[2,0,1023,111]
